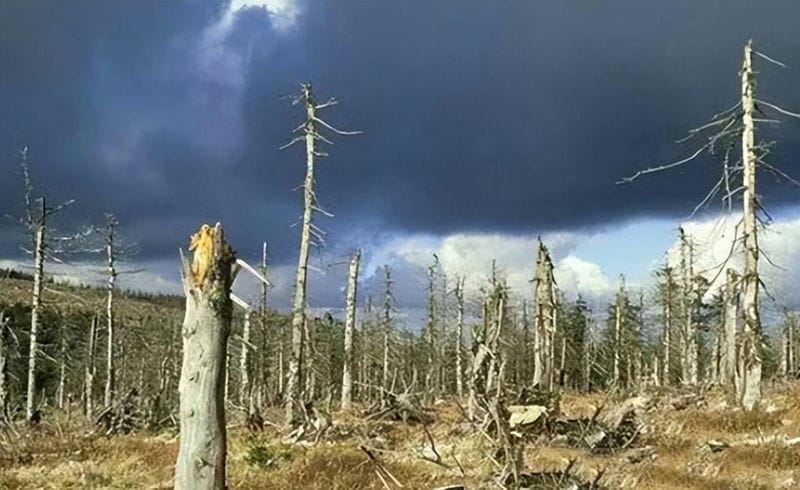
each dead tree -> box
[738,41,762,410]
[721,269,740,388]
[424,256,439,401]
[239,310,253,407]
[612,276,624,388]
[780,311,796,378]
[620,41,800,408]
[85,316,98,420]
[103,214,119,406]
[174,223,235,490]
[679,228,699,385]
[454,276,466,398]
[533,239,557,390]
[17,148,74,423]
[380,265,394,408]
[657,263,676,385]
[280,83,360,425]
[260,242,276,404]
[0,311,9,419]
[340,249,360,410]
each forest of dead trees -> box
[1,40,799,489]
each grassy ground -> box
[2,383,799,489]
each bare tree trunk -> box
[788,313,796,376]
[26,201,46,423]
[175,224,234,490]
[381,266,392,408]
[740,40,762,411]
[455,277,465,398]
[662,266,674,386]
[533,240,556,389]
[57,323,67,409]
[0,311,9,418]
[721,269,739,388]
[259,242,269,408]
[104,215,118,407]
[583,330,593,392]
[239,311,252,407]
[424,259,437,401]
[286,85,316,425]
[612,276,623,389]
[679,228,698,385]
[304,316,315,402]
[341,250,360,410]
[613,302,621,388]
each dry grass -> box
[3,383,800,489]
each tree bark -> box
[661,266,674,386]
[424,260,437,400]
[612,277,623,389]
[722,269,739,388]
[0,311,9,418]
[26,199,46,423]
[679,228,698,385]
[381,266,392,408]
[239,311,252,407]
[104,215,118,407]
[455,277,465,398]
[174,223,235,490]
[341,250,360,410]
[740,40,762,411]
[285,84,316,425]
[533,240,556,390]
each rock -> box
[508,405,548,428]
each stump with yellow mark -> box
[175,223,235,490]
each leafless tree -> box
[621,40,800,409]
[280,83,360,425]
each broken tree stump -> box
[174,224,235,490]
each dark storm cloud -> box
[1,0,799,271]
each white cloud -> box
[666,213,800,310]
[554,255,615,300]
[200,0,302,88]
[356,230,613,306]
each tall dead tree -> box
[738,41,762,410]
[380,265,393,408]
[175,223,235,490]
[454,276,466,398]
[612,276,624,388]
[17,148,74,423]
[103,214,119,407]
[679,228,698,385]
[280,83,360,424]
[533,239,557,390]
[85,316,98,420]
[259,242,275,404]
[424,256,439,400]
[621,41,800,408]
[340,249,360,410]
[657,264,676,385]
